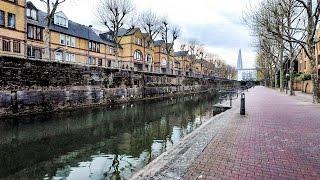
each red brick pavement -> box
[184,86,320,179]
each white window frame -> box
[161,58,167,67]
[70,54,75,62]
[65,53,70,61]
[109,47,114,54]
[55,51,63,61]
[70,37,76,47]
[60,34,66,45]
[31,9,37,20]
[26,8,31,17]
[54,12,69,28]
[146,54,153,62]
[66,35,70,46]
[134,50,142,60]
[8,13,16,28]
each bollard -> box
[240,93,245,115]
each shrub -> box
[294,73,311,82]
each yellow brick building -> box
[109,28,154,71]
[174,51,191,76]
[0,0,25,58]
[25,1,118,67]
[154,40,176,74]
[0,1,212,77]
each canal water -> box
[0,92,221,179]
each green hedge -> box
[294,73,311,82]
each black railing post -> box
[240,93,245,115]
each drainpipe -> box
[87,25,92,65]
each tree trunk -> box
[279,65,284,91]
[289,48,295,96]
[311,63,319,103]
[289,60,294,96]
[274,70,278,88]
[44,27,51,61]
[115,46,120,69]
[269,66,274,88]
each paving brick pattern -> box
[184,86,320,179]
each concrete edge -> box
[130,98,241,180]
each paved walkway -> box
[184,86,320,179]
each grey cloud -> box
[181,23,252,49]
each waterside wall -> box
[0,56,236,117]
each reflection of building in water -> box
[237,49,257,81]
[151,140,166,158]
[53,152,150,180]
[194,116,202,127]
[171,126,182,144]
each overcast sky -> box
[31,0,260,68]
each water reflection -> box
[0,92,219,179]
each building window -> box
[31,9,37,20]
[27,24,43,40]
[161,58,167,67]
[133,50,142,60]
[8,13,15,28]
[60,34,66,45]
[36,27,42,40]
[26,8,38,20]
[98,59,103,66]
[304,61,307,70]
[107,34,113,41]
[146,54,152,62]
[71,37,76,47]
[89,41,100,52]
[60,35,75,47]
[26,8,30,17]
[55,51,63,61]
[135,37,143,46]
[54,15,68,28]
[27,25,33,38]
[2,39,11,52]
[109,47,115,54]
[65,53,75,62]
[27,45,42,59]
[87,57,96,65]
[0,11,4,26]
[13,41,20,53]
[66,35,70,46]
[161,47,166,53]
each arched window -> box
[161,58,167,67]
[133,50,143,61]
[146,54,153,62]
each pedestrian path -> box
[184,86,320,179]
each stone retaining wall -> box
[0,56,234,117]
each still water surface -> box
[0,92,220,179]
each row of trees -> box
[179,39,237,79]
[245,0,320,103]
[39,0,235,79]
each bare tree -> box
[279,0,301,95]
[97,0,135,69]
[186,38,199,76]
[41,0,67,61]
[291,0,320,102]
[139,10,161,45]
[138,10,161,71]
[160,18,180,74]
